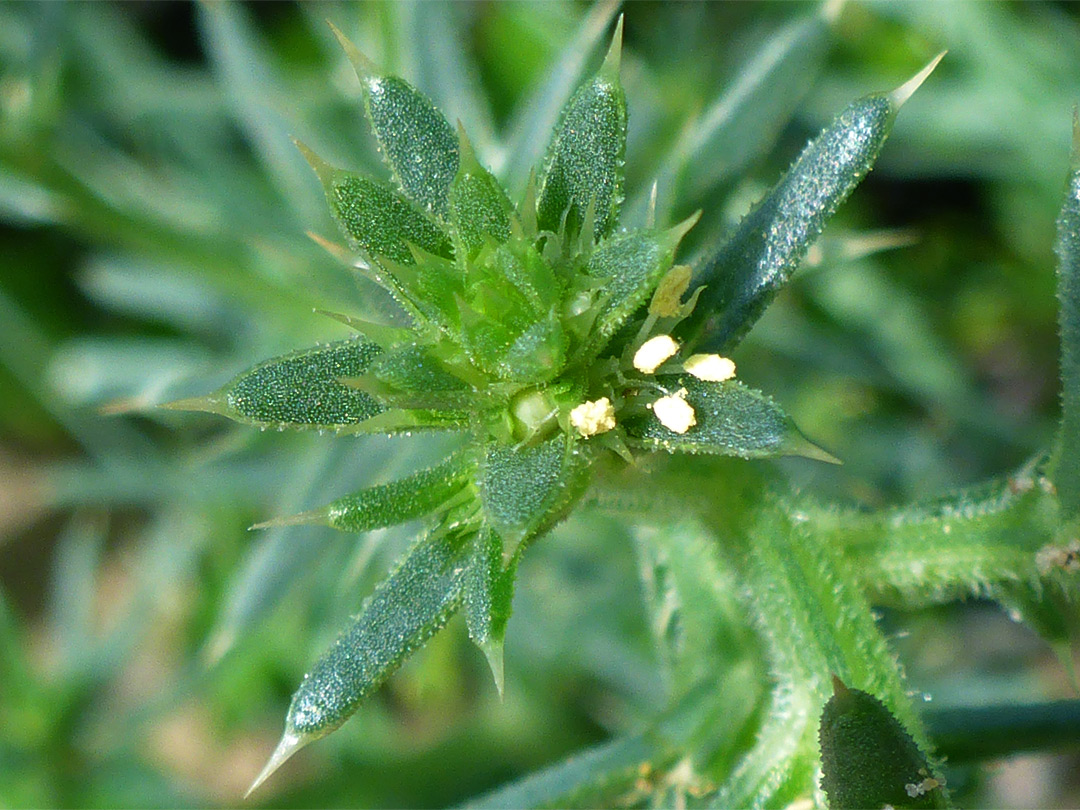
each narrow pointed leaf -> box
[299,144,451,265]
[449,131,513,259]
[681,68,934,352]
[501,0,620,193]
[584,219,696,349]
[280,524,473,742]
[261,452,475,533]
[478,434,593,544]
[536,20,626,240]
[369,343,471,394]
[334,26,459,217]
[169,339,385,431]
[463,528,518,695]
[1051,118,1080,518]
[627,378,836,462]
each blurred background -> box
[1,1,1078,806]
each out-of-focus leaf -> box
[197,2,324,223]
[627,377,835,462]
[1051,118,1080,518]
[640,3,835,225]
[536,20,626,240]
[46,514,106,677]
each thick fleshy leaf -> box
[164,340,385,431]
[253,524,474,789]
[463,528,518,695]
[584,219,696,350]
[449,131,513,260]
[1051,116,1080,519]
[681,57,944,352]
[627,377,836,462]
[819,679,946,810]
[478,434,593,544]
[297,143,451,265]
[333,25,459,217]
[255,452,475,533]
[536,19,626,240]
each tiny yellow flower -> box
[569,397,616,437]
[651,388,696,434]
[684,353,736,382]
[633,334,679,374]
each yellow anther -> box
[651,388,696,434]
[569,397,616,437]
[684,353,736,382]
[633,334,679,374]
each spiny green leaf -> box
[627,377,837,462]
[463,528,518,695]
[1051,114,1080,519]
[536,18,626,240]
[819,679,947,810]
[450,129,513,260]
[332,24,459,218]
[368,343,471,394]
[501,0,621,195]
[478,434,593,545]
[255,452,475,534]
[682,55,944,352]
[297,143,451,265]
[280,524,472,739]
[164,340,385,431]
[583,218,697,350]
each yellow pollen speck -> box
[633,335,679,374]
[569,397,616,437]
[684,354,736,382]
[651,388,696,434]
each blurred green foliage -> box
[1,2,1079,807]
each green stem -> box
[926,700,1080,763]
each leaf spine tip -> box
[245,729,308,798]
[889,51,946,110]
[157,395,225,416]
[292,139,334,185]
[327,21,376,79]
[601,15,624,78]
